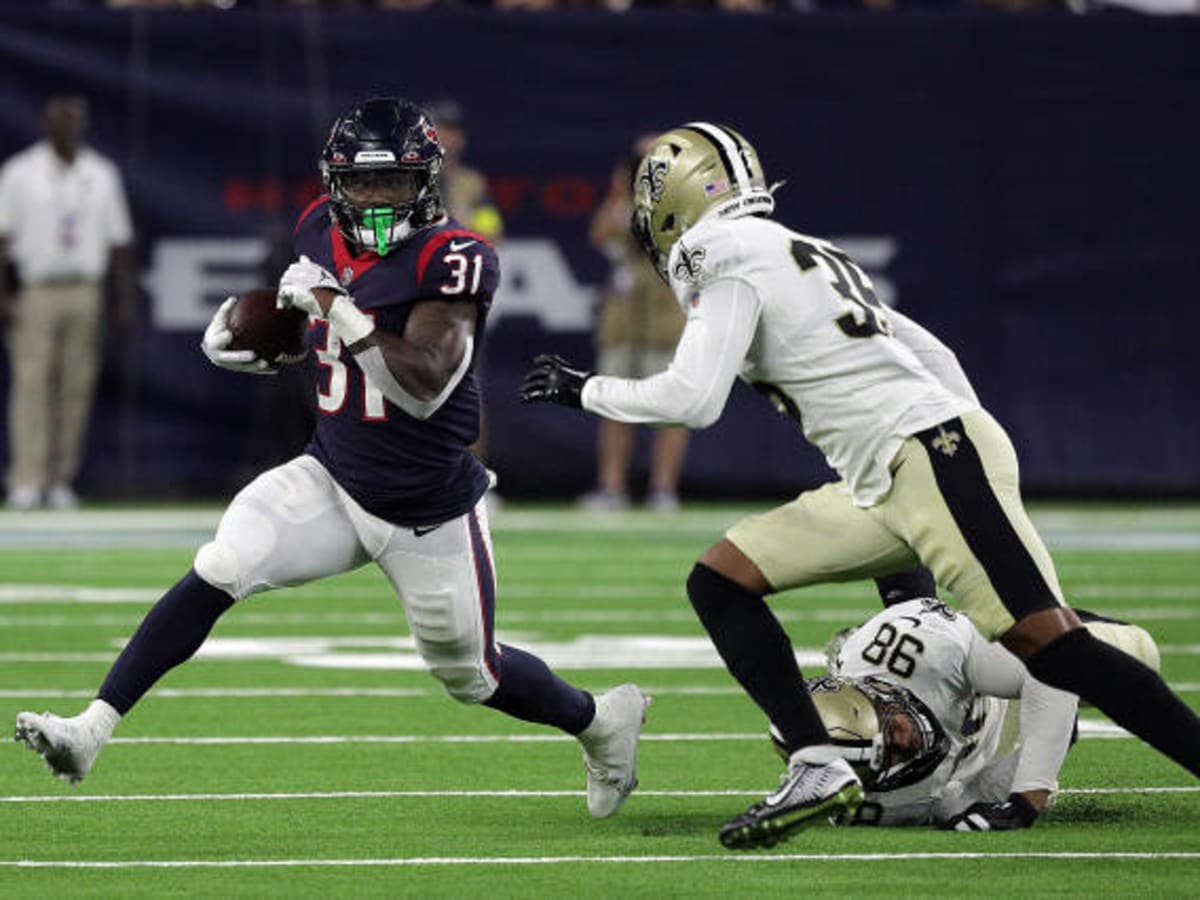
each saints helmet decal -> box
[631,122,774,280]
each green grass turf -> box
[0,503,1197,896]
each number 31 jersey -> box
[292,198,499,527]
[666,216,977,506]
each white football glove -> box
[200,296,276,375]
[277,254,346,318]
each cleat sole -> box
[718,783,864,850]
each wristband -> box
[326,295,376,346]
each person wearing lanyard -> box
[0,89,135,510]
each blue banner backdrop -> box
[0,9,1197,499]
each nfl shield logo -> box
[340,266,354,286]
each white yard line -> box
[1,786,1195,805]
[2,585,1190,607]
[2,683,1196,700]
[0,687,445,699]
[2,599,1197,623]
[5,645,1199,666]
[0,505,1197,550]
[1,852,1197,868]
[8,720,1135,746]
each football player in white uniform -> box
[783,598,1162,830]
[521,122,1199,848]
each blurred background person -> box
[580,136,690,513]
[424,99,504,244]
[0,89,135,510]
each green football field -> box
[0,503,1197,896]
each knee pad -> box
[193,540,242,598]
[429,664,494,704]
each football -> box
[226,288,309,365]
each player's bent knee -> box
[193,541,242,598]
[429,664,494,704]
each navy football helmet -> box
[320,97,445,255]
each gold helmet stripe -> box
[683,121,752,192]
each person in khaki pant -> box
[0,90,135,510]
[582,139,690,513]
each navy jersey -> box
[292,197,499,527]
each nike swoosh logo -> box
[413,524,442,537]
[448,239,477,252]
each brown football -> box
[227,288,309,364]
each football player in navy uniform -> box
[15,97,649,821]
[522,122,1199,848]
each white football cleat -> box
[46,485,80,510]
[14,709,110,784]
[5,486,41,511]
[578,684,650,818]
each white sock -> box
[81,699,121,740]
[790,743,842,767]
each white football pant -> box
[192,454,501,702]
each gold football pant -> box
[727,410,1064,640]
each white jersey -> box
[832,598,1075,826]
[582,215,977,506]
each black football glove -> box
[519,354,593,408]
[943,793,1040,832]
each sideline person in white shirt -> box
[0,90,135,510]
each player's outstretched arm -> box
[553,277,759,429]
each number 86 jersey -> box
[832,598,1014,825]
[292,198,500,527]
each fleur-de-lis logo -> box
[931,425,962,457]
[637,157,670,201]
[672,244,707,283]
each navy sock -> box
[687,563,828,753]
[874,566,937,607]
[98,570,235,715]
[483,643,595,735]
[1026,628,1200,777]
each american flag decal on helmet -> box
[704,178,730,196]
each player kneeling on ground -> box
[14,97,649,821]
[771,598,1161,830]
